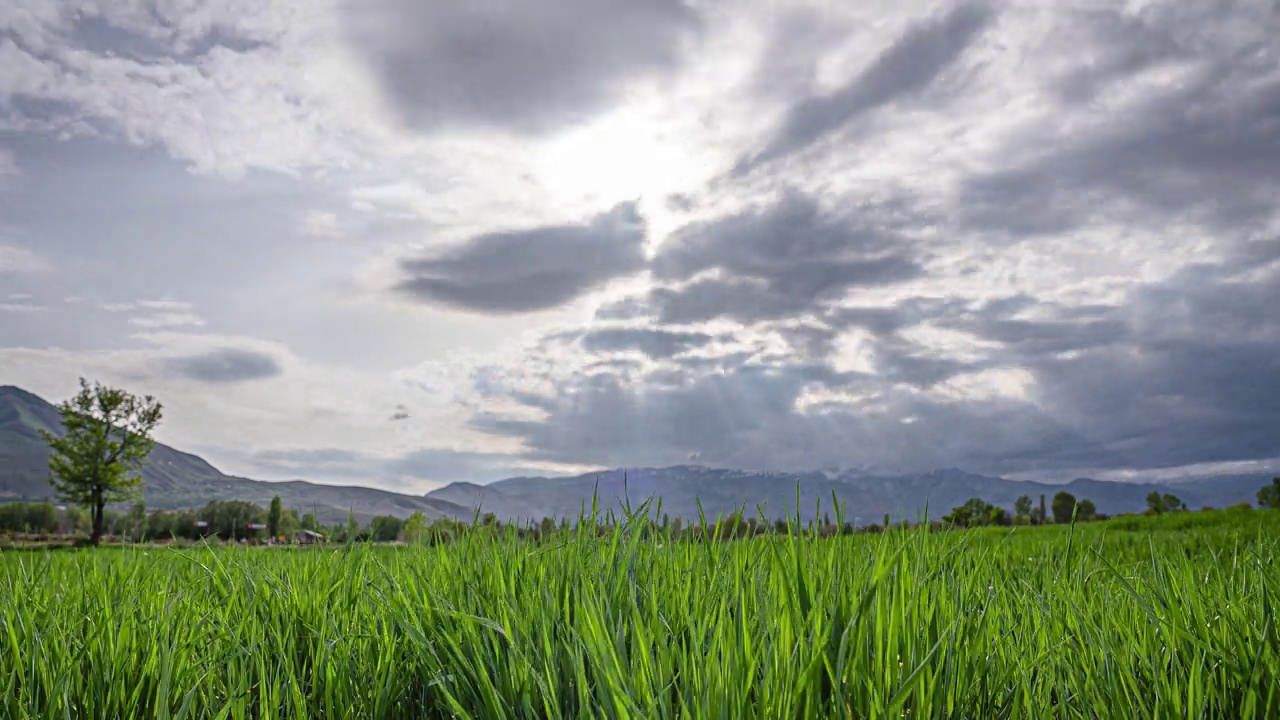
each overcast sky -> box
[2,0,1278,491]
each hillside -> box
[424,465,1268,524]
[0,386,467,524]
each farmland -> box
[3,507,1279,719]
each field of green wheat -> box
[3,508,1279,719]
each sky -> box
[1,0,1278,492]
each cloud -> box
[644,191,924,323]
[129,313,206,329]
[472,364,822,469]
[384,448,549,485]
[0,303,47,313]
[396,202,647,313]
[737,3,993,173]
[0,242,49,274]
[302,210,341,239]
[137,300,193,311]
[166,348,283,384]
[580,327,718,359]
[959,1,1280,240]
[343,0,700,134]
[963,77,1280,238]
[241,445,559,488]
[469,234,1280,476]
[0,0,365,177]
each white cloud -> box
[137,300,194,311]
[0,243,49,273]
[128,313,206,329]
[102,300,193,313]
[933,368,1036,403]
[302,210,342,238]
[829,327,876,375]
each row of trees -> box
[941,488,1204,528]
[943,492,1099,528]
[0,502,66,535]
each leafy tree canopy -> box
[39,379,162,545]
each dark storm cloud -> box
[828,298,961,338]
[923,254,1280,470]
[1049,6,1192,104]
[645,191,924,323]
[166,348,282,383]
[396,202,647,314]
[581,328,718,359]
[478,247,1280,475]
[472,351,1066,473]
[344,0,700,134]
[650,279,811,324]
[736,4,993,173]
[472,364,822,468]
[962,6,1280,239]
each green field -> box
[3,508,1279,719]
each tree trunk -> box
[90,489,105,546]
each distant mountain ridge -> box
[421,465,1268,525]
[1,385,1270,526]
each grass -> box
[2,507,1279,718]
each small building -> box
[295,529,326,545]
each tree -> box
[944,498,995,528]
[1257,478,1280,508]
[199,500,266,540]
[403,512,429,543]
[25,503,57,534]
[1076,499,1097,521]
[64,506,91,535]
[0,503,27,532]
[1145,491,1162,514]
[39,379,163,545]
[370,515,404,542]
[278,509,300,539]
[268,496,283,539]
[1014,495,1033,521]
[127,501,147,542]
[1147,491,1187,514]
[345,509,360,541]
[146,509,175,541]
[1051,491,1077,524]
[989,506,1009,526]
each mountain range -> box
[1,385,1271,525]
